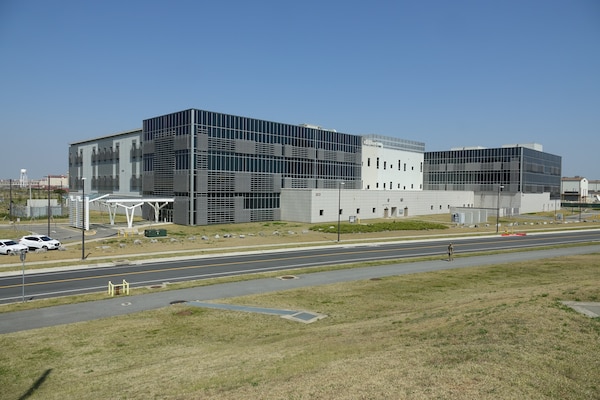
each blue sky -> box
[1,0,598,180]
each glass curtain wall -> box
[143,109,362,225]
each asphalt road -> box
[1,243,599,334]
[0,229,599,305]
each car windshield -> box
[3,240,18,245]
[40,236,53,241]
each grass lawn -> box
[1,253,599,399]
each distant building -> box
[589,180,600,201]
[561,176,589,202]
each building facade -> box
[281,188,473,223]
[68,110,564,227]
[423,144,561,199]
[141,109,362,225]
[561,176,588,202]
[69,129,143,196]
[361,134,424,191]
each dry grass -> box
[1,253,599,399]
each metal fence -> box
[7,205,68,220]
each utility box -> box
[144,229,167,237]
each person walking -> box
[447,242,454,261]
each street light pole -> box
[337,181,345,242]
[47,175,51,237]
[20,250,26,303]
[496,185,504,233]
[81,178,86,260]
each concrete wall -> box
[473,192,556,216]
[361,142,423,191]
[280,189,474,223]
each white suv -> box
[19,235,61,250]
[0,239,28,255]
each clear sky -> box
[1,0,598,180]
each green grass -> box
[1,253,599,399]
[310,220,449,234]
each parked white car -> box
[19,235,61,250]
[0,239,29,255]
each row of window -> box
[316,204,448,217]
[425,171,515,184]
[425,147,522,163]
[366,158,422,172]
[365,183,422,190]
[151,151,360,180]
[143,109,362,153]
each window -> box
[356,208,360,214]
[175,149,189,169]
[376,158,380,169]
[372,208,376,213]
[319,210,324,216]
[383,161,386,170]
[367,158,371,167]
[403,163,406,171]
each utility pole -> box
[47,175,51,236]
[496,185,504,234]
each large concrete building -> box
[70,109,366,225]
[69,109,561,226]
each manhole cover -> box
[279,275,298,280]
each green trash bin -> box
[144,229,167,237]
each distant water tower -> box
[20,169,28,188]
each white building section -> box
[281,188,474,223]
[361,135,425,191]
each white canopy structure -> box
[103,197,174,228]
[69,195,174,229]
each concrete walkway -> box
[1,245,599,334]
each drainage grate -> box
[185,301,326,323]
